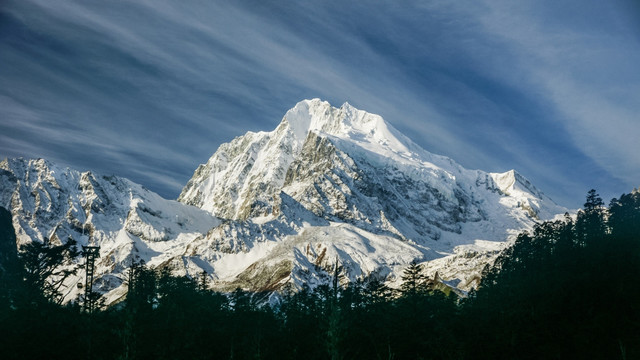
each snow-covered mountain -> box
[0,157,221,304]
[178,99,566,289]
[0,99,567,304]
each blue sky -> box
[1,0,639,208]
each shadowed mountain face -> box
[1,100,566,303]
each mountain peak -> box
[491,169,545,200]
[280,98,329,142]
[279,99,412,158]
[172,98,567,294]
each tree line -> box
[0,189,639,359]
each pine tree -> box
[198,270,208,292]
[584,189,605,211]
[576,189,606,247]
[363,276,394,305]
[18,236,80,305]
[327,257,345,360]
[400,259,427,296]
[0,206,21,309]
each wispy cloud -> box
[1,0,638,206]
[458,0,640,200]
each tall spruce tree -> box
[400,259,428,296]
[576,189,606,247]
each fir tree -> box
[400,259,427,296]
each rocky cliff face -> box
[1,99,567,304]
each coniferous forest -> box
[1,189,639,359]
